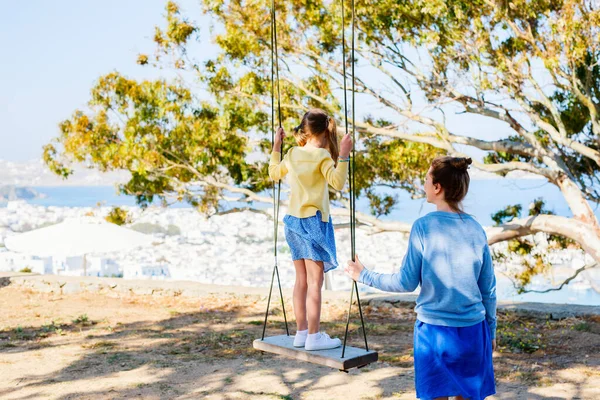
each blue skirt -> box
[414,319,496,400]
[283,211,338,273]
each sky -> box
[0,0,206,162]
[0,0,514,164]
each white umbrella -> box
[5,218,153,275]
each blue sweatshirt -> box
[359,211,497,338]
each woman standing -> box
[345,156,496,400]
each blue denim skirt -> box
[414,319,496,400]
[283,211,338,273]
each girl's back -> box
[286,146,330,183]
[269,146,347,223]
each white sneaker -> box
[293,330,308,347]
[304,332,342,351]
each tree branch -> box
[520,263,598,294]
[353,123,555,179]
[515,94,600,167]
[486,214,600,263]
[451,93,547,157]
[212,206,273,219]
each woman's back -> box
[415,211,495,330]
[358,210,496,335]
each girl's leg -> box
[293,260,308,331]
[305,259,324,334]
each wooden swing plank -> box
[253,335,378,371]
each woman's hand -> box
[344,254,365,281]
[274,127,285,151]
[339,133,352,159]
[492,339,497,352]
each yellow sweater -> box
[269,146,348,222]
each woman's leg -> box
[305,259,324,334]
[293,260,308,331]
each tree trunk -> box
[555,174,600,229]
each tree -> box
[45,1,600,291]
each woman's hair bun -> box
[449,157,472,171]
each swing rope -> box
[262,0,289,340]
[341,0,369,357]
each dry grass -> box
[0,286,599,399]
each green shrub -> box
[73,314,92,326]
[105,207,131,226]
[497,321,545,353]
[573,322,591,332]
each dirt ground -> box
[0,285,599,400]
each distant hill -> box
[0,185,44,201]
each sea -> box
[27,179,600,226]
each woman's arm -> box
[346,224,423,293]
[478,243,497,339]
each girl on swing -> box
[269,108,352,351]
[345,156,497,400]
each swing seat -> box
[253,335,378,371]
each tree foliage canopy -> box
[45,1,600,277]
